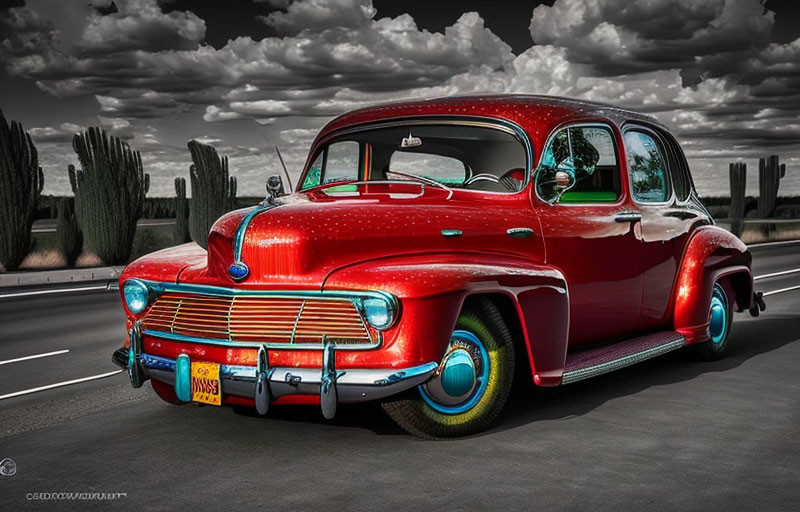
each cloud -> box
[260,0,376,35]
[529,0,775,78]
[78,0,206,54]
[2,0,800,197]
[1,1,513,119]
[28,122,84,142]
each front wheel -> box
[382,298,515,439]
[690,282,732,361]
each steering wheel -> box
[498,168,525,191]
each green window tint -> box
[302,153,323,189]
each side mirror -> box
[266,174,285,201]
[548,160,576,204]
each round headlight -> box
[362,296,395,330]
[123,280,149,314]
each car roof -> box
[317,94,668,147]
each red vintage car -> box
[113,95,762,438]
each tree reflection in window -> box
[624,131,671,202]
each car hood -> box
[178,182,541,289]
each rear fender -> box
[672,226,753,344]
[323,252,570,385]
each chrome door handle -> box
[614,211,642,223]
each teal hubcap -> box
[419,330,490,415]
[440,349,476,397]
[709,286,728,344]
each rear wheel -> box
[690,282,732,361]
[382,298,515,439]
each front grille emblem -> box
[228,262,250,281]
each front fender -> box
[672,226,753,343]
[323,252,570,386]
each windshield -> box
[301,123,528,193]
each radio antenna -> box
[274,145,293,191]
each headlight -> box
[123,279,150,314]
[361,296,396,330]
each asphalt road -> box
[1,241,798,511]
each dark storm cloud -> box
[0,0,798,196]
[530,0,774,78]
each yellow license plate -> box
[191,361,221,406]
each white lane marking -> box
[754,268,800,281]
[763,284,800,297]
[0,349,69,366]
[0,284,109,299]
[0,370,123,401]
[748,239,800,248]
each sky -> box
[0,0,799,197]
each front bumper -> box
[113,325,437,419]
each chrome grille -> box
[142,292,375,347]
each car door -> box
[622,126,687,331]
[534,122,643,347]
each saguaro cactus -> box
[70,127,150,264]
[187,140,237,249]
[0,109,43,271]
[56,198,83,266]
[757,155,782,218]
[174,177,190,244]
[728,162,746,236]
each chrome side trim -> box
[441,229,463,237]
[232,203,278,265]
[560,337,685,385]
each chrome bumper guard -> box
[113,328,437,419]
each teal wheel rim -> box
[709,285,728,344]
[419,330,490,415]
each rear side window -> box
[661,132,692,201]
[624,131,671,203]
[535,125,621,203]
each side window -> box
[324,141,360,184]
[301,140,360,189]
[302,152,324,189]
[536,125,621,203]
[624,131,671,203]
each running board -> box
[561,331,685,385]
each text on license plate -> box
[191,361,221,406]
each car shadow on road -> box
[491,311,800,436]
[224,312,798,439]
